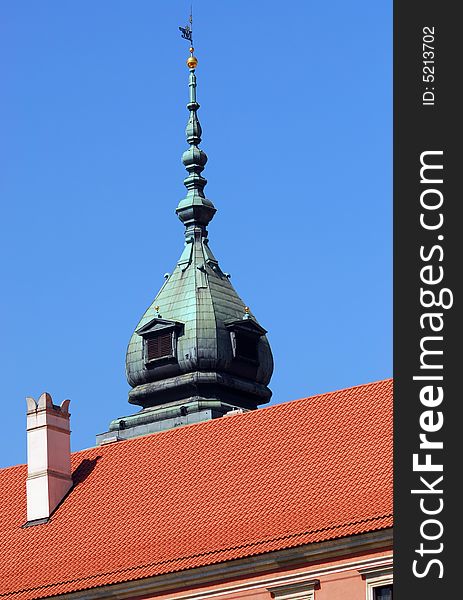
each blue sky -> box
[0,1,392,468]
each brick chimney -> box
[26,393,73,523]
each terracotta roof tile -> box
[0,379,392,599]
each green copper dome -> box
[125,61,273,412]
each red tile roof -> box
[0,379,392,599]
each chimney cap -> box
[26,393,70,415]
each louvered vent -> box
[146,332,173,361]
[235,333,258,362]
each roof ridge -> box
[285,377,393,405]
[0,378,393,472]
[100,377,393,447]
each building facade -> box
[0,42,392,600]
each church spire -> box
[176,38,216,233]
[96,19,273,445]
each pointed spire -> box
[176,42,216,235]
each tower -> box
[97,40,273,444]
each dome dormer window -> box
[136,318,184,366]
[225,317,267,365]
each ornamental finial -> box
[176,9,216,234]
[187,48,198,70]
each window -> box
[146,332,173,361]
[136,317,183,366]
[225,317,267,365]
[234,332,259,362]
[359,565,393,600]
[373,585,393,600]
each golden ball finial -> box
[244,306,250,314]
[186,52,198,69]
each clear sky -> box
[0,1,392,468]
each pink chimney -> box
[25,393,72,523]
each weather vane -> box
[179,8,193,46]
[179,7,198,69]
